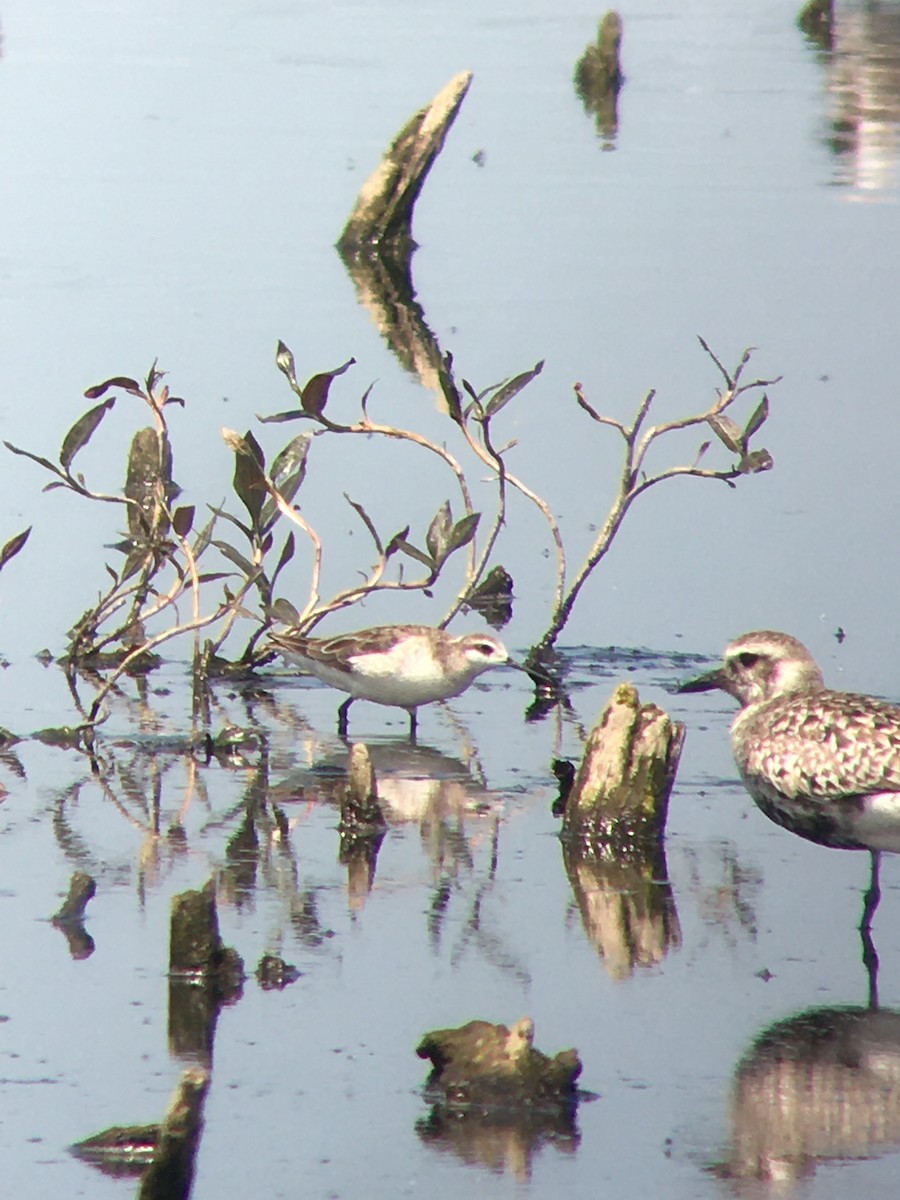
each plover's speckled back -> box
[268,624,510,738]
[678,630,900,851]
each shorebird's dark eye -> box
[736,652,760,669]
[473,641,499,657]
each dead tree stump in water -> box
[338,71,473,255]
[561,683,684,852]
[417,1017,582,1108]
[168,880,243,1063]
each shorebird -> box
[678,630,900,846]
[678,630,900,928]
[268,624,510,737]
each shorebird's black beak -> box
[676,666,726,694]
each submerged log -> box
[138,1068,209,1200]
[168,879,244,1062]
[561,683,683,852]
[71,1067,209,1193]
[417,1017,581,1108]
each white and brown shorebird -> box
[678,630,900,859]
[268,624,510,737]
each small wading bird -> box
[267,624,511,738]
[678,630,900,928]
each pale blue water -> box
[0,1,899,1196]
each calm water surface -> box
[1,1,900,1197]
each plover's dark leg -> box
[408,708,418,741]
[337,697,353,737]
[861,850,881,932]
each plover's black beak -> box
[676,666,726,694]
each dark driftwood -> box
[168,880,243,1062]
[338,70,473,255]
[52,870,97,959]
[561,683,684,851]
[71,1067,209,1195]
[138,1068,209,1200]
[52,870,96,922]
[417,1017,581,1108]
[574,12,624,142]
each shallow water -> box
[1,1,900,1196]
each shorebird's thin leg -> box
[861,851,881,1009]
[408,708,418,742]
[337,697,353,737]
[861,850,881,932]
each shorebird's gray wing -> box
[740,690,900,800]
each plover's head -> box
[678,630,825,707]
[456,633,510,674]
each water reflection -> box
[417,1102,579,1182]
[804,0,900,195]
[721,1005,900,1183]
[562,838,681,980]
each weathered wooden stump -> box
[52,870,97,959]
[560,683,683,852]
[138,1067,209,1200]
[338,71,473,254]
[168,879,243,1063]
[574,12,624,141]
[53,870,96,923]
[417,1017,581,1108]
[71,1066,209,1194]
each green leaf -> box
[232,428,267,530]
[739,448,774,475]
[271,532,295,585]
[208,505,252,541]
[301,358,356,418]
[446,512,480,555]
[393,539,435,569]
[707,414,745,456]
[212,540,257,578]
[83,376,141,400]
[172,506,195,538]
[275,340,300,392]
[484,360,544,418]
[60,398,116,473]
[744,394,769,441]
[438,352,464,425]
[124,427,172,540]
[385,526,411,559]
[426,501,452,562]
[270,597,301,626]
[192,512,217,558]
[0,527,30,572]
[270,434,310,489]
[257,408,305,425]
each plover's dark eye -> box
[473,641,499,657]
[736,652,760,669]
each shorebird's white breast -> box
[296,634,480,707]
